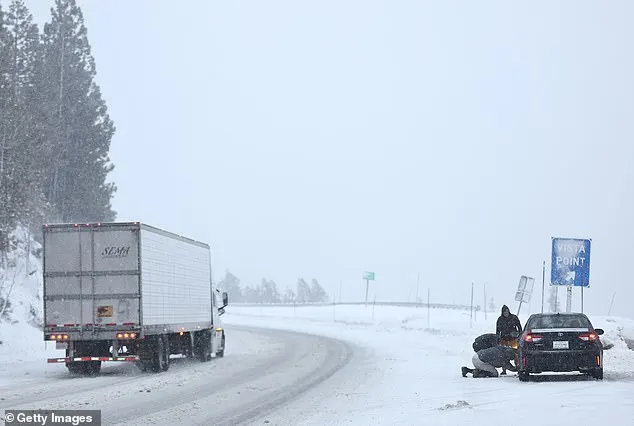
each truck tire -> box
[216,333,225,358]
[86,361,101,375]
[194,330,211,362]
[67,360,100,376]
[67,362,85,375]
[66,346,101,376]
[151,335,169,373]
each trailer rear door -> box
[43,224,141,330]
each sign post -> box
[541,261,546,313]
[550,237,591,313]
[515,275,535,316]
[362,271,375,307]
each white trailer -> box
[42,222,228,375]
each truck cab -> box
[212,288,228,357]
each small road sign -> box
[515,276,535,303]
[363,271,375,281]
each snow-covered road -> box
[0,326,355,425]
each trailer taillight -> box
[116,332,136,339]
[48,334,69,340]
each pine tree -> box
[4,0,49,234]
[38,0,116,222]
[0,3,13,256]
[0,1,44,254]
[547,286,560,312]
[219,270,243,302]
[310,279,328,302]
[242,285,259,303]
[488,297,496,312]
[296,278,311,303]
[260,279,280,303]
[282,287,296,304]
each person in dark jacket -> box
[472,333,499,352]
[462,345,517,378]
[496,304,522,374]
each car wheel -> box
[518,371,530,382]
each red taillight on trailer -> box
[578,332,598,342]
[523,333,543,343]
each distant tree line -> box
[219,271,330,304]
[0,0,116,261]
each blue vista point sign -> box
[551,237,591,287]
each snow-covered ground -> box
[225,304,634,426]
[2,235,634,425]
[2,301,634,425]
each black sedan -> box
[518,312,604,381]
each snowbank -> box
[0,228,45,362]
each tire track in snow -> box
[0,327,278,412]
[108,327,354,425]
[0,326,354,426]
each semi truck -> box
[42,222,227,375]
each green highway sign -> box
[363,271,375,281]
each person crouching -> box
[462,345,518,378]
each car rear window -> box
[528,315,592,329]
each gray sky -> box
[18,0,634,318]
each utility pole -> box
[415,272,420,305]
[470,282,474,328]
[365,279,369,307]
[565,286,572,313]
[427,287,430,328]
[483,282,487,321]
[608,292,616,316]
[541,261,546,313]
[581,286,584,313]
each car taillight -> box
[578,332,598,342]
[523,333,543,343]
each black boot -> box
[461,366,473,377]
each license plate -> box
[56,341,68,350]
[553,340,569,350]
